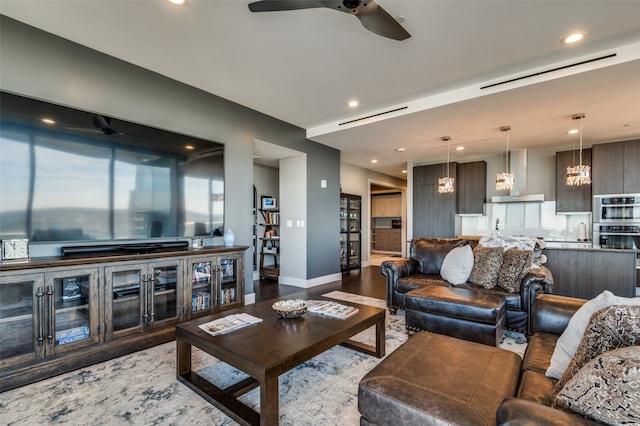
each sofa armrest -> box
[380,259,417,307]
[497,398,599,425]
[520,266,554,334]
[532,293,586,336]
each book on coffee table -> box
[307,300,359,319]
[198,313,262,336]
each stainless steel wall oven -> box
[593,195,640,250]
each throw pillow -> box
[440,244,474,285]
[468,245,503,289]
[498,248,533,293]
[479,235,537,251]
[546,290,640,379]
[553,346,640,425]
[553,304,640,394]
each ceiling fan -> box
[248,0,411,41]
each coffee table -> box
[176,299,385,426]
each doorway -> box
[369,181,407,266]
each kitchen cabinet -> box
[372,194,402,217]
[592,139,640,195]
[413,163,457,237]
[457,161,486,214]
[556,148,592,212]
[0,245,246,392]
[373,229,401,252]
[544,247,636,299]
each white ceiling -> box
[2,0,640,178]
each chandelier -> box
[566,113,591,186]
[438,136,455,194]
[496,126,515,191]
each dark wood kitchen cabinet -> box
[413,163,457,237]
[457,161,486,214]
[592,140,640,195]
[556,148,592,213]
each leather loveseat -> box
[358,293,600,425]
[381,237,554,334]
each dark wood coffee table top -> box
[176,298,385,426]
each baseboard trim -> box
[278,272,342,288]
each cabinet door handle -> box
[36,287,45,346]
[149,272,155,320]
[46,286,54,342]
[142,274,149,321]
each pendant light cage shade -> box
[438,136,455,194]
[496,126,515,191]
[566,113,591,186]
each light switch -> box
[321,179,327,188]
[286,220,293,228]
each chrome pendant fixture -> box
[438,136,455,194]
[496,126,515,191]
[566,113,591,186]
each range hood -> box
[490,149,545,203]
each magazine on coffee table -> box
[307,300,359,319]
[198,313,262,336]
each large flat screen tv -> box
[0,91,224,251]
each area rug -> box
[2,292,526,425]
[1,298,407,426]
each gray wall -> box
[0,16,341,292]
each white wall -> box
[279,154,308,286]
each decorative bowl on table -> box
[272,299,307,319]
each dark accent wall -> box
[1,16,341,290]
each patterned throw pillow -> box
[468,245,503,289]
[553,346,640,425]
[497,248,533,293]
[553,305,640,395]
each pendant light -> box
[566,113,591,186]
[496,126,515,191]
[438,136,455,194]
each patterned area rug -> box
[2,292,526,425]
[1,295,407,426]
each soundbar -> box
[62,241,189,256]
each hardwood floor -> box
[253,266,386,303]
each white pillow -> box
[546,290,640,379]
[440,244,474,285]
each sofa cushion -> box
[440,244,474,285]
[410,238,467,275]
[554,304,640,394]
[396,274,448,293]
[498,248,533,293]
[546,291,640,379]
[554,346,640,425]
[516,369,556,406]
[469,245,503,289]
[523,332,559,374]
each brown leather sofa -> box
[381,237,554,334]
[358,294,600,425]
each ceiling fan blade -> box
[93,114,120,135]
[248,0,326,12]
[355,1,410,40]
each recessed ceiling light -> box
[185,145,195,150]
[456,146,464,151]
[41,118,55,125]
[168,0,187,5]
[395,147,405,152]
[567,129,579,134]
[562,32,586,45]
[347,100,359,108]
[371,159,378,163]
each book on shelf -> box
[307,300,359,319]
[198,313,262,336]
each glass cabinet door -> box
[0,274,44,366]
[46,268,99,355]
[218,256,240,309]
[188,259,214,317]
[105,265,145,338]
[149,261,182,326]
